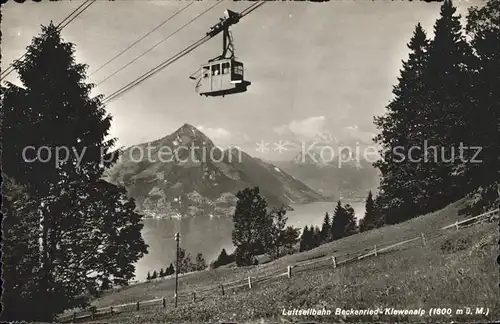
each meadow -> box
[78,199,498,323]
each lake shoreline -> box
[134,201,366,280]
[139,199,365,221]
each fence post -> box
[162,296,166,308]
[287,265,292,278]
[248,276,252,289]
[136,301,140,311]
[332,256,337,269]
[221,284,225,296]
[374,245,377,257]
[455,221,459,231]
[192,292,196,302]
[110,306,114,315]
[421,233,426,246]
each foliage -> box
[373,0,489,223]
[311,226,322,248]
[463,0,500,212]
[211,249,235,269]
[299,225,321,252]
[374,0,500,222]
[373,22,432,224]
[0,23,148,321]
[177,248,194,274]
[359,191,383,232]
[101,277,112,291]
[166,263,175,276]
[440,236,473,253]
[299,226,310,252]
[264,205,299,259]
[232,187,272,266]
[420,0,476,207]
[343,204,358,236]
[1,177,45,320]
[320,212,331,243]
[330,201,357,240]
[281,226,301,255]
[194,253,207,271]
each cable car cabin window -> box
[233,64,243,76]
[211,64,221,76]
[202,66,210,78]
[222,62,230,74]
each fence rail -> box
[58,207,499,322]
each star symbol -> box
[273,140,289,153]
[256,140,269,153]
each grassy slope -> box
[87,199,498,323]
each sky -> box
[2,0,484,161]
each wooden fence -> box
[58,207,499,322]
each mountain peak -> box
[168,123,215,148]
[176,123,199,135]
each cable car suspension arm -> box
[209,28,235,62]
[206,9,240,61]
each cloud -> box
[273,116,330,140]
[342,125,376,143]
[272,118,375,147]
[196,125,252,149]
[197,126,232,140]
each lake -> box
[134,201,365,281]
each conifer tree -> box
[299,226,312,252]
[374,23,431,224]
[151,271,158,280]
[312,226,322,248]
[146,272,151,281]
[166,263,175,276]
[464,0,500,212]
[330,201,357,240]
[212,249,229,268]
[320,212,331,243]
[159,268,165,277]
[0,23,148,321]
[421,0,476,210]
[343,204,358,236]
[360,191,382,232]
[212,250,223,268]
[282,226,300,255]
[1,177,43,321]
[331,201,346,240]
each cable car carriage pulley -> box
[189,9,251,97]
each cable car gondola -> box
[189,10,251,97]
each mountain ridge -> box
[104,124,326,218]
[271,148,380,200]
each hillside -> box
[104,124,325,218]
[79,199,498,323]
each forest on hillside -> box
[373,0,499,224]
